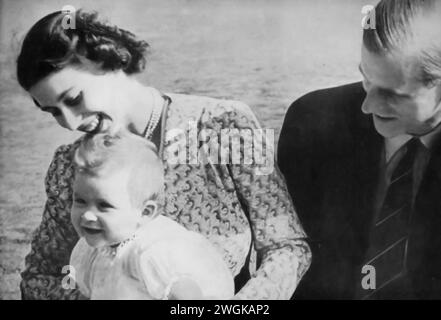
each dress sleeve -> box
[20,144,85,300]
[206,101,312,299]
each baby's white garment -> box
[70,215,235,299]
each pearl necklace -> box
[143,89,164,140]
[102,234,137,257]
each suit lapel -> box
[425,140,441,185]
[415,138,441,218]
[414,137,441,224]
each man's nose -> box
[361,90,378,115]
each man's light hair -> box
[363,0,441,86]
[73,132,164,210]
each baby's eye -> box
[98,201,114,210]
[41,106,62,117]
[64,91,83,107]
[74,198,86,205]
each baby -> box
[69,132,234,300]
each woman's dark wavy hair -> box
[17,10,149,91]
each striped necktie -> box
[359,138,422,299]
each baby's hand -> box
[168,278,203,300]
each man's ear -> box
[142,200,159,219]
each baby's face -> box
[71,170,143,248]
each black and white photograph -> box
[1,0,441,306]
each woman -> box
[17,10,311,299]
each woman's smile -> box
[77,114,107,134]
[78,114,101,133]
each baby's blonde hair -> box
[73,132,164,210]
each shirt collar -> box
[384,125,441,163]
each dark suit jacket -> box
[278,82,441,299]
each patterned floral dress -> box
[20,93,311,299]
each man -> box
[278,0,441,299]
